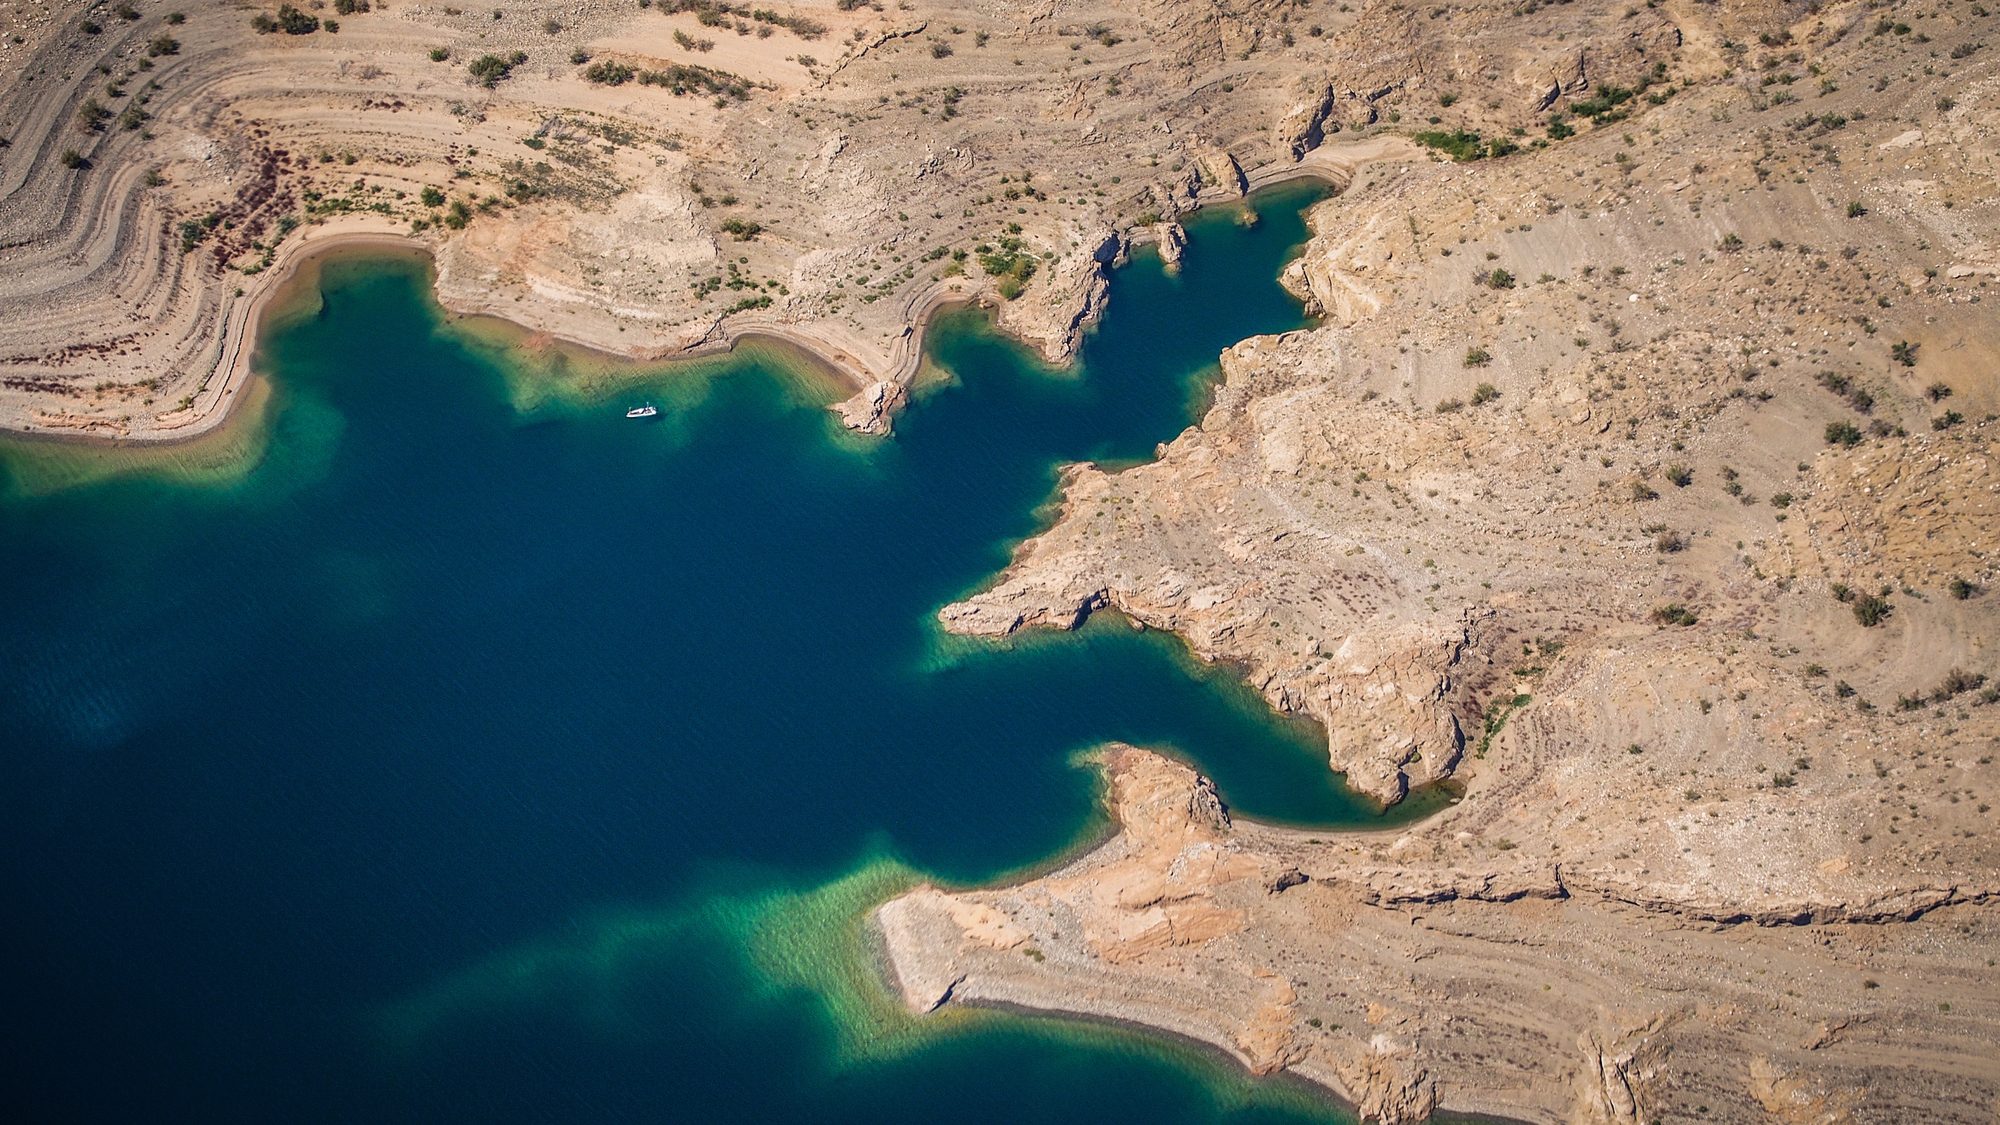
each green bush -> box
[1852,593,1891,627]
[1412,129,1485,162]
[1824,421,1862,447]
[274,5,321,34]
[468,52,527,87]
[584,60,635,84]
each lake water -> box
[1,183,1430,1123]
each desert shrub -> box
[1890,340,1919,366]
[1824,421,1863,447]
[1852,593,1891,627]
[1412,129,1485,162]
[468,51,528,86]
[1664,464,1692,487]
[1471,382,1500,404]
[1463,347,1491,367]
[419,186,445,207]
[250,5,320,33]
[333,0,371,13]
[583,60,635,84]
[1434,398,1465,414]
[719,217,762,240]
[1948,577,1979,600]
[1933,668,1988,701]
[1651,604,1698,627]
[429,46,450,61]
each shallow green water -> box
[2,183,1421,1123]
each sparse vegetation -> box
[1852,593,1891,628]
[977,235,1037,299]
[468,51,529,87]
[583,60,637,85]
[1651,604,1698,627]
[252,5,322,34]
[1932,668,1988,703]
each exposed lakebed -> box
[1,182,1425,1123]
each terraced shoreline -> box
[6,1,1998,1120]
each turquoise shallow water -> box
[0,183,1432,1123]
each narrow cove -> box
[0,182,1442,1124]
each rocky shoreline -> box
[7,1,1997,1119]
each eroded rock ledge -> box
[912,3,2000,1118]
[879,748,2000,1124]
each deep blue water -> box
[1,183,1404,1123]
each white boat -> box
[625,404,658,419]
